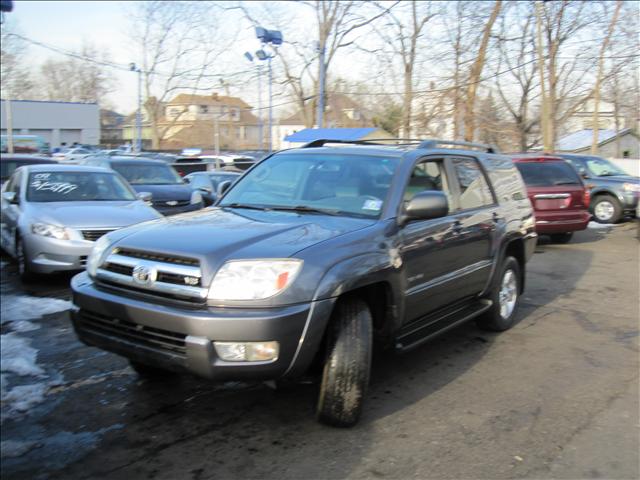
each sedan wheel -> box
[16,236,34,282]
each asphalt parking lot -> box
[1,222,638,480]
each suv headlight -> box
[190,191,203,204]
[31,222,69,240]
[622,182,640,193]
[86,235,113,277]
[208,259,303,301]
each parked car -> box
[556,154,640,223]
[82,156,204,215]
[0,165,162,281]
[183,171,242,206]
[1,135,49,154]
[1,154,58,183]
[511,154,591,243]
[71,138,537,427]
[52,147,93,164]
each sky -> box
[4,0,296,115]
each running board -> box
[395,299,493,352]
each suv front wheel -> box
[477,256,521,332]
[592,195,622,224]
[316,298,372,427]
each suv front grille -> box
[96,249,206,303]
[82,229,114,241]
[77,309,186,356]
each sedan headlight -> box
[190,191,203,205]
[31,222,69,240]
[208,259,303,301]
[622,182,640,193]
[86,235,113,277]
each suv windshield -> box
[219,153,400,218]
[515,162,581,187]
[111,162,182,185]
[579,157,627,177]
[27,171,136,202]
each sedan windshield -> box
[111,162,182,185]
[219,153,400,218]
[27,172,136,202]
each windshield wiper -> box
[223,202,270,211]
[269,205,341,216]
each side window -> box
[404,160,452,213]
[451,158,494,210]
[6,171,22,195]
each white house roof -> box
[557,129,632,151]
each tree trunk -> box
[535,1,551,152]
[463,0,502,142]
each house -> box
[0,99,100,148]
[100,109,125,147]
[282,127,393,149]
[556,128,639,159]
[273,93,373,150]
[122,92,262,150]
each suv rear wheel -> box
[316,298,372,427]
[477,256,521,332]
[592,195,622,224]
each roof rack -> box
[418,139,499,154]
[301,138,500,153]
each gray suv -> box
[557,154,639,223]
[71,139,537,427]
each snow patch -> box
[10,321,39,333]
[587,221,615,230]
[0,294,71,325]
[0,440,41,459]
[1,383,48,412]
[0,333,45,377]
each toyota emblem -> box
[166,200,178,206]
[132,264,157,285]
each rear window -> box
[515,161,581,187]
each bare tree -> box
[38,43,115,104]
[129,1,233,149]
[1,22,36,99]
[373,1,437,137]
[462,0,501,142]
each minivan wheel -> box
[316,298,372,428]
[477,256,521,332]
[592,195,622,224]
[16,236,35,283]
[549,232,573,244]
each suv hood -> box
[130,183,192,201]
[26,201,161,229]
[590,174,638,183]
[109,207,374,272]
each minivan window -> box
[516,161,581,187]
[220,153,400,218]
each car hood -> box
[26,201,162,229]
[130,184,192,201]
[108,207,374,275]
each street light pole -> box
[255,27,283,153]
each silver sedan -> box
[0,164,162,280]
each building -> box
[100,109,125,147]
[282,127,394,149]
[556,128,640,159]
[273,93,373,150]
[0,99,100,148]
[121,92,262,150]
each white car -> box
[52,147,93,164]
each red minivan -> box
[512,155,591,243]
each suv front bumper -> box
[70,272,334,381]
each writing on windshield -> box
[27,172,136,202]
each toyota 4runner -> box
[71,139,537,427]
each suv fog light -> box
[214,341,279,362]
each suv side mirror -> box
[402,191,448,224]
[2,191,17,204]
[217,180,232,197]
[137,192,153,202]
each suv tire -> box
[316,298,372,427]
[16,235,35,283]
[477,256,521,332]
[592,195,622,224]
[549,232,573,244]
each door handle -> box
[492,212,501,223]
[452,220,463,234]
